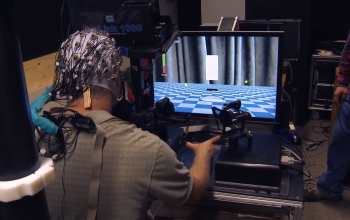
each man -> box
[304,30,350,202]
[35,28,219,219]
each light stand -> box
[0,0,51,219]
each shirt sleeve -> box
[337,30,350,87]
[147,140,193,206]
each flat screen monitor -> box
[153,31,284,123]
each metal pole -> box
[130,58,143,113]
[0,0,50,219]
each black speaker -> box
[245,0,313,126]
[239,19,300,61]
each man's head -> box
[49,28,123,111]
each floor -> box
[153,119,350,220]
[301,120,350,220]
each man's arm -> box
[185,153,211,205]
[147,140,194,206]
[184,136,220,205]
[147,136,219,206]
[337,30,350,87]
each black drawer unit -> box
[308,55,341,111]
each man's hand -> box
[185,136,221,159]
[185,135,221,205]
[333,86,348,106]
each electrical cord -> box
[60,0,67,41]
[284,61,299,125]
[311,121,330,138]
[281,165,310,177]
[286,61,294,85]
[281,62,298,125]
[282,133,328,189]
[282,89,294,123]
[280,144,314,180]
[301,138,327,188]
[66,23,71,39]
[153,202,164,218]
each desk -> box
[158,123,304,220]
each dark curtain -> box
[154,36,279,87]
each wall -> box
[311,0,350,42]
[16,0,68,62]
[23,53,56,93]
[201,0,245,24]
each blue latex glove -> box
[30,87,58,136]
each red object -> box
[128,59,151,103]
[128,88,135,103]
[142,59,148,66]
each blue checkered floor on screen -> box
[154,82,276,119]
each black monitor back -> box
[65,0,171,48]
[245,0,306,20]
[239,20,300,61]
[66,0,122,33]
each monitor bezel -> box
[158,30,284,124]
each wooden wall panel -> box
[23,53,56,93]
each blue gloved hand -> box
[30,87,58,136]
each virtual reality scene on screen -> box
[153,35,279,120]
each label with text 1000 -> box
[104,24,143,33]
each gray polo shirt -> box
[43,110,193,219]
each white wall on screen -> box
[206,55,219,81]
[201,0,245,24]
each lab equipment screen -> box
[153,31,283,122]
